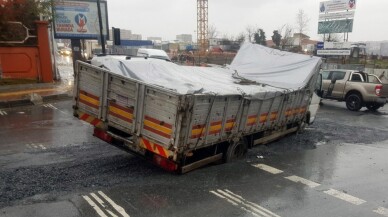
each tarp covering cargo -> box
[91,43,321,96]
[230,43,322,89]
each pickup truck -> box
[321,69,388,111]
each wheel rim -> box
[347,96,360,110]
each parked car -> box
[321,69,388,111]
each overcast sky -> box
[107,0,388,42]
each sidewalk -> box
[0,62,74,108]
[0,82,73,108]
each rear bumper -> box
[376,97,387,104]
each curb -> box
[0,93,72,109]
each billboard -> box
[318,20,353,34]
[319,11,355,20]
[319,0,356,13]
[317,49,351,55]
[53,0,109,39]
[324,42,351,49]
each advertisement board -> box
[318,19,354,34]
[319,0,356,13]
[317,49,351,55]
[53,0,109,39]
[319,11,355,20]
[324,42,351,49]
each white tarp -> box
[91,43,321,97]
[91,56,280,97]
[230,43,322,90]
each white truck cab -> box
[137,48,170,61]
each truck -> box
[72,43,323,173]
[321,69,388,111]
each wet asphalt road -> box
[0,99,388,217]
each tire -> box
[345,93,363,111]
[225,139,248,163]
[366,103,382,111]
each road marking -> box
[323,189,366,205]
[43,103,58,110]
[284,175,321,188]
[83,191,130,217]
[374,207,388,216]
[90,193,119,217]
[83,195,108,217]
[0,110,7,116]
[210,190,238,206]
[98,191,130,217]
[252,164,283,174]
[211,189,281,217]
[26,143,47,150]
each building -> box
[147,37,162,41]
[130,34,142,40]
[176,34,193,43]
[108,28,132,40]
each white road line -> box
[38,144,47,150]
[252,164,283,174]
[323,189,366,205]
[83,195,109,217]
[90,193,119,217]
[210,190,238,206]
[31,143,38,149]
[0,111,7,115]
[98,191,130,217]
[224,189,281,217]
[217,189,280,217]
[284,175,321,188]
[43,104,48,108]
[374,207,388,217]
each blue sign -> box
[317,42,324,49]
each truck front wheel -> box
[346,93,363,111]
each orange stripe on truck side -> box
[140,138,171,158]
[108,102,133,123]
[246,115,257,126]
[79,90,100,109]
[77,112,103,128]
[143,115,173,139]
[259,113,268,123]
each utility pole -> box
[97,0,106,54]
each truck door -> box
[328,71,347,98]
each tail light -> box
[93,127,112,143]
[375,84,382,96]
[153,154,177,172]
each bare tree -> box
[245,25,255,42]
[278,24,294,50]
[295,9,310,45]
[326,33,342,42]
[208,24,218,39]
[236,32,246,44]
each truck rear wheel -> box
[225,139,248,163]
[346,93,363,111]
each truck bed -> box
[73,61,314,172]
